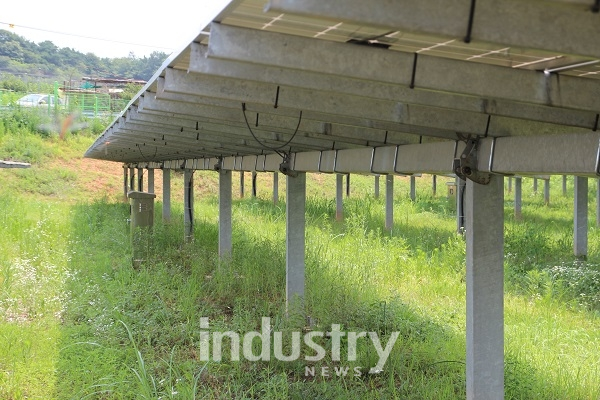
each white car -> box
[16,94,63,108]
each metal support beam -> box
[544,179,550,206]
[457,178,466,233]
[137,167,143,192]
[147,169,155,194]
[346,174,351,198]
[385,175,394,231]
[162,169,171,223]
[432,175,437,196]
[574,176,588,258]
[336,173,344,221]
[597,179,600,228]
[267,0,600,59]
[410,176,416,202]
[208,23,600,113]
[514,177,523,220]
[240,171,245,198]
[286,172,306,312]
[374,175,380,199]
[129,167,135,190]
[123,166,128,201]
[252,171,257,197]
[507,177,512,193]
[465,175,504,400]
[533,178,538,194]
[273,172,279,205]
[219,170,233,259]
[184,169,194,243]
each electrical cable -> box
[241,103,302,157]
[0,20,173,52]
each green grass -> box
[0,124,599,398]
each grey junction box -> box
[127,191,156,266]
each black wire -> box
[241,103,302,156]
[187,171,194,234]
[459,181,466,231]
[464,0,477,43]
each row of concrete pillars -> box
[123,167,597,400]
[126,168,597,259]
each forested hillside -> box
[0,29,167,85]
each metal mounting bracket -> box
[453,136,491,185]
[214,157,223,172]
[279,153,298,177]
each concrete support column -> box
[123,166,128,200]
[147,169,155,194]
[563,175,567,196]
[137,168,143,192]
[129,167,135,191]
[162,169,171,223]
[374,175,380,199]
[219,170,232,259]
[336,173,344,221]
[544,179,550,206]
[574,176,588,258]
[507,176,512,193]
[466,175,504,400]
[346,174,350,198]
[432,175,437,196]
[286,172,306,311]
[410,175,416,201]
[533,177,538,194]
[273,172,279,205]
[457,178,466,233]
[184,170,194,243]
[252,171,257,198]
[385,175,394,231]
[514,177,522,220]
[240,171,245,198]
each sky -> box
[1,0,232,59]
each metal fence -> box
[0,89,127,118]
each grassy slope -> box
[0,124,599,399]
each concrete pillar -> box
[184,170,194,243]
[240,171,245,198]
[432,175,437,196]
[123,166,128,200]
[252,171,257,198]
[457,178,466,233]
[129,167,135,191]
[385,175,394,231]
[574,176,588,258]
[544,179,550,206]
[466,176,505,400]
[273,172,279,205]
[563,175,567,196]
[286,172,306,311]
[336,173,344,221]
[597,179,600,228]
[374,175,380,199]
[137,168,143,192]
[346,174,350,198]
[410,175,416,202]
[219,170,232,259]
[507,176,512,193]
[162,169,171,223]
[533,177,538,194]
[147,169,155,194]
[514,177,522,220]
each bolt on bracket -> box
[453,136,491,185]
